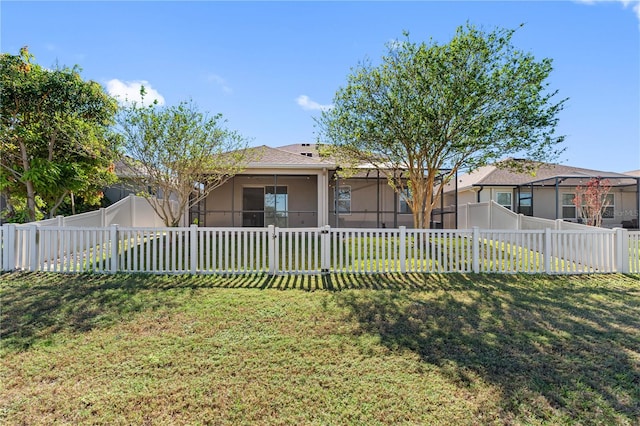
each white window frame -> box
[336,185,351,215]
[562,193,577,219]
[602,193,615,219]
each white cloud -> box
[296,95,333,112]
[105,79,165,106]
[576,0,640,23]
[206,73,232,94]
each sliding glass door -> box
[242,186,288,227]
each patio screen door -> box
[243,187,265,227]
[242,186,288,227]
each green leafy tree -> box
[0,47,118,222]
[319,25,566,228]
[117,94,251,227]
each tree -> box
[573,177,612,227]
[117,96,251,227]
[0,47,119,222]
[318,24,566,228]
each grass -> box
[1,272,639,425]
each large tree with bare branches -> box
[319,24,566,228]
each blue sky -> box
[2,1,639,173]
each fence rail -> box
[1,225,638,275]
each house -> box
[189,143,424,228]
[103,159,144,204]
[442,160,640,229]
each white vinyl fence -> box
[2,225,638,275]
[458,200,608,231]
[27,194,175,228]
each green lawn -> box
[1,272,639,425]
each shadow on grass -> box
[333,273,640,423]
[0,271,316,352]
[0,271,462,353]
[2,270,639,422]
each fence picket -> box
[0,224,631,275]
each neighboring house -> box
[443,160,640,229]
[189,143,422,228]
[103,158,148,204]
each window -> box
[602,193,614,219]
[562,193,576,219]
[518,191,532,216]
[265,186,288,227]
[399,187,412,214]
[496,191,512,210]
[568,192,614,221]
[337,186,351,214]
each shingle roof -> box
[245,145,335,168]
[446,160,636,192]
[276,143,320,157]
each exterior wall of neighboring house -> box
[448,185,638,228]
[547,186,637,227]
[104,180,140,204]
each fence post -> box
[268,225,276,275]
[615,228,629,274]
[190,224,198,274]
[110,224,119,274]
[321,225,331,273]
[3,224,16,271]
[29,224,38,272]
[544,228,552,274]
[57,215,64,227]
[100,208,106,227]
[399,226,406,273]
[555,219,563,230]
[472,227,480,273]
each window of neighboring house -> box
[518,191,532,216]
[562,193,576,219]
[567,192,615,221]
[601,193,615,219]
[496,191,512,210]
[399,187,412,214]
[337,186,351,214]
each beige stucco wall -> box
[328,177,413,228]
[531,186,637,226]
[201,174,319,227]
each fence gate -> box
[274,227,328,274]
